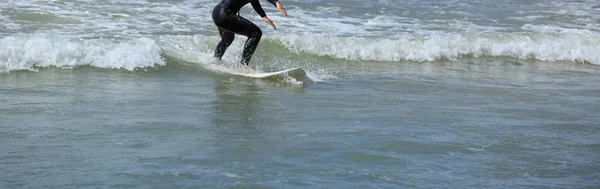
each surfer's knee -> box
[252,28,262,39]
[248,29,262,44]
[221,35,235,47]
[221,38,234,47]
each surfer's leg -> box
[217,14,262,65]
[240,26,262,65]
[214,27,235,60]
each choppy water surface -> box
[1,0,600,188]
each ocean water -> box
[1,0,600,188]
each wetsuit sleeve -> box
[251,0,267,18]
[265,0,278,6]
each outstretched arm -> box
[249,1,276,30]
[250,0,287,16]
[275,1,287,16]
[250,0,288,30]
[258,0,287,16]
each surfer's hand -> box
[276,1,287,16]
[263,17,276,30]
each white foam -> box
[272,32,600,65]
[155,35,337,82]
[156,35,220,64]
[0,34,165,73]
[3,31,599,75]
[522,24,596,35]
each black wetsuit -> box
[212,0,278,65]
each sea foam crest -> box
[273,32,600,65]
[0,35,165,73]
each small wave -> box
[0,34,165,73]
[3,31,599,74]
[271,32,600,65]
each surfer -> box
[212,0,288,65]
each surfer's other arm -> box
[274,1,288,16]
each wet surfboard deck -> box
[205,64,307,84]
[234,68,306,81]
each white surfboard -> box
[204,64,307,84]
[237,68,305,79]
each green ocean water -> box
[2,0,600,188]
[2,58,600,188]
